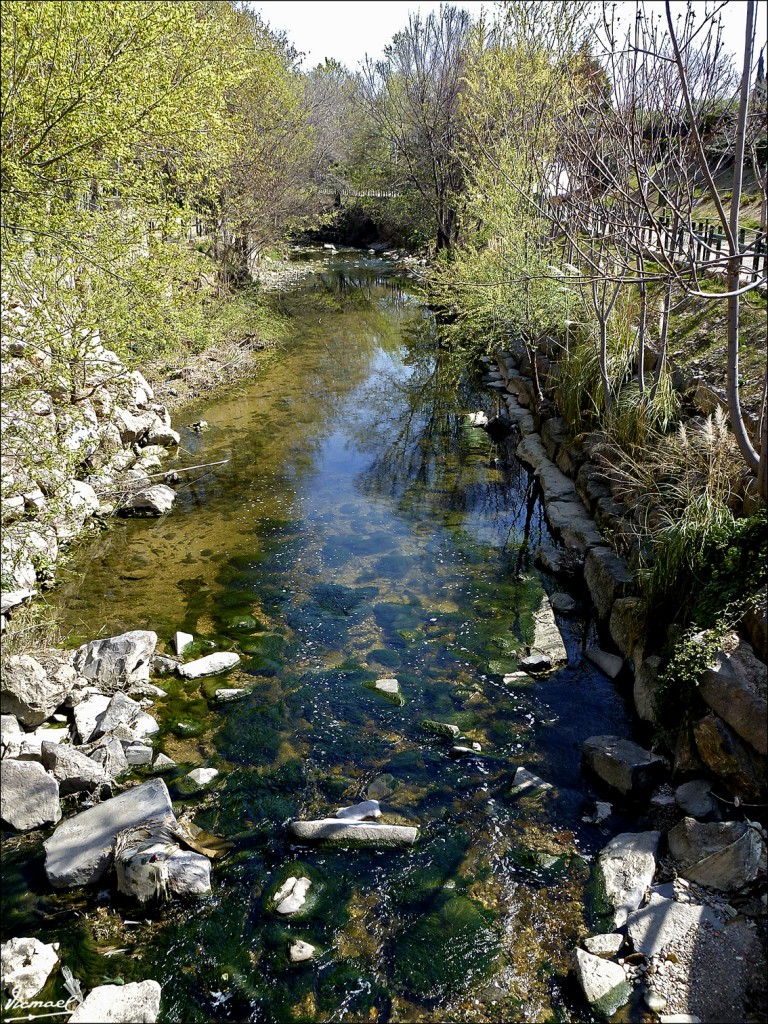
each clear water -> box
[5,252,635,1023]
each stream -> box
[5,251,636,1023]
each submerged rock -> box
[68,980,162,1023]
[510,766,553,798]
[420,719,460,739]
[1,937,59,1000]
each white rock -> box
[120,484,176,516]
[596,831,660,927]
[177,652,240,679]
[17,725,70,760]
[530,593,567,666]
[44,778,175,888]
[0,714,22,758]
[186,767,219,787]
[583,933,624,958]
[0,589,36,614]
[574,947,631,1017]
[289,940,316,962]
[68,980,162,1023]
[166,848,212,897]
[1,937,59,1000]
[41,741,111,793]
[374,677,399,694]
[0,654,73,727]
[214,688,246,702]
[123,742,154,766]
[152,753,176,771]
[274,875,312,914]
[335,800,381,821]
[173,631,194,656]
[0,759,61,830]
[73,630,157,688]
[73,693,112,743]
[468,411,489,427]
[289,819,418,846]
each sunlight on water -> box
[24,251,634,1022]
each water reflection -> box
[37,252,633,1023]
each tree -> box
[358,4,474,250]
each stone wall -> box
[486,348,767,804]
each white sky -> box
[252,1,767,71]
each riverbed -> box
[7,251,636,1022]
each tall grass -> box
[596,407,757,624]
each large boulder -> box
[667,818,766,891]
[0,759,61,831]
[1,937,59,1000]
[626,892,711,958]
[698,641,767,755]
[693,714,767,801]
[43,777,175,888]
[69,980,162,1023]
[596,831,660,927]
[582,735,665,797]
[72,631,157,688]
[0,654,73,726]
[573,947,631,1018]
[114,820,211,902]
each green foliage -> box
[654,616,733,737]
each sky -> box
[252,1,767,71]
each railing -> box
[548,203,766,283]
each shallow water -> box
[9,252,636,1022]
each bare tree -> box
[358,5,473,250]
